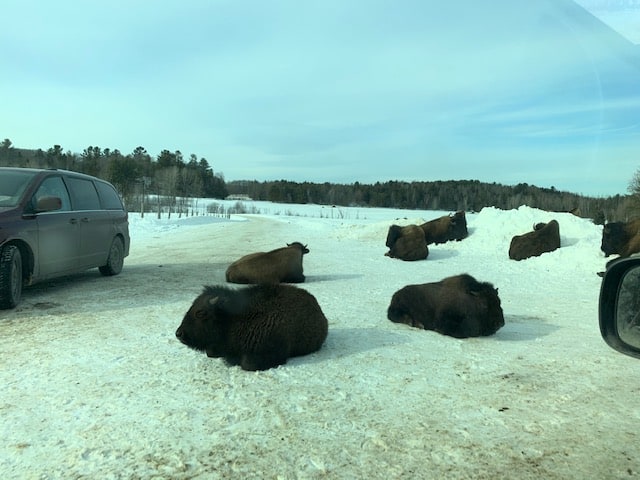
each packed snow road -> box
[1,204,639,479]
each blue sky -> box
[1,0,639,197]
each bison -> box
[508,220,560,261]
[175,284,329,371]
[601,219,640,258]
[420,211,468,245]
[384,211,468,261]
[387,274,505,338]
[226,242,309,284]
[385,224,429,261]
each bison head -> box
[441,276,505,337]
[449,211,469,241]
[601,222,626,257]
[385,225,404,248]
[175,286,248,356]
[287,242,310,254]
[471,284,505,336]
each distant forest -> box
[0,138,634,223]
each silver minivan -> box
[0,167,130,309]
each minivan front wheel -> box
[99,237,124,276]
[0,245,23,309]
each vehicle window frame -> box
[94,180,125,210]
[0,170,38,207]
[63,176,102,211]
[30,175,72,213]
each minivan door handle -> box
[69,218,78,225]
[80,217,90,223]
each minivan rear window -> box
[95,181,124,210]
[65,177,101,210]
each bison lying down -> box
[421,210,468,245]
[508,220,560,261]
[226,242,309,284]
[385,224,428,261]
[387,274,505,338]
[385,211,468,261]
[176,284,328,371]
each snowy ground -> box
[1,201,639,479]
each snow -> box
[1,201,639,479]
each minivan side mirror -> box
[35,195,62,213]
[599,257,640,359]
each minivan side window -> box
[65,177,101,211]
[95,181,124,210]
[33,176,72,211]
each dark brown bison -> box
[176,284,328,371]
[226,242,309,284]
[420,211,468,245]
[601,219,640,258]
[508,220,560,261]
[384,211,468,261]
[387,274,504,338]
[385,224,429,261]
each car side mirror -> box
[599,257,640,359]
[35,195,62,212]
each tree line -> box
[1,138,636,223]
[226,179,632,224]
[0,139,228,211]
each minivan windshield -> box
[0,170,37,207]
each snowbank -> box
[1,202,638,479]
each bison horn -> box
[208,296,220,306]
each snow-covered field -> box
[1,201,639,479]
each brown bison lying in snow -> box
[384,211,468,261]
[601,219,640,259]
[420,210,468,245]
[387,274,505,338]
[508,220,560,261]
[226,242,309,284]
[176,284,328,371]
[385,224,429,261]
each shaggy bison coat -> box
[176,284,328,371]
[385,224,429,261]
[385,211,468,261]
[420,211,468,245]
[601,219,640,258]
[508,220,560,261]
[225,242,309,284]
[387,274,505,338]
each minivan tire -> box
[0,245,23,309]
[99,237,125,276]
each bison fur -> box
[601,219,640,258]
[508,220,560,261]
[385,224,428,261]
[176,284,328,371]
[226,242,309,284]
[387,274,505,338]
[420,211,468,245]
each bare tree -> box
[627,167,640,219]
